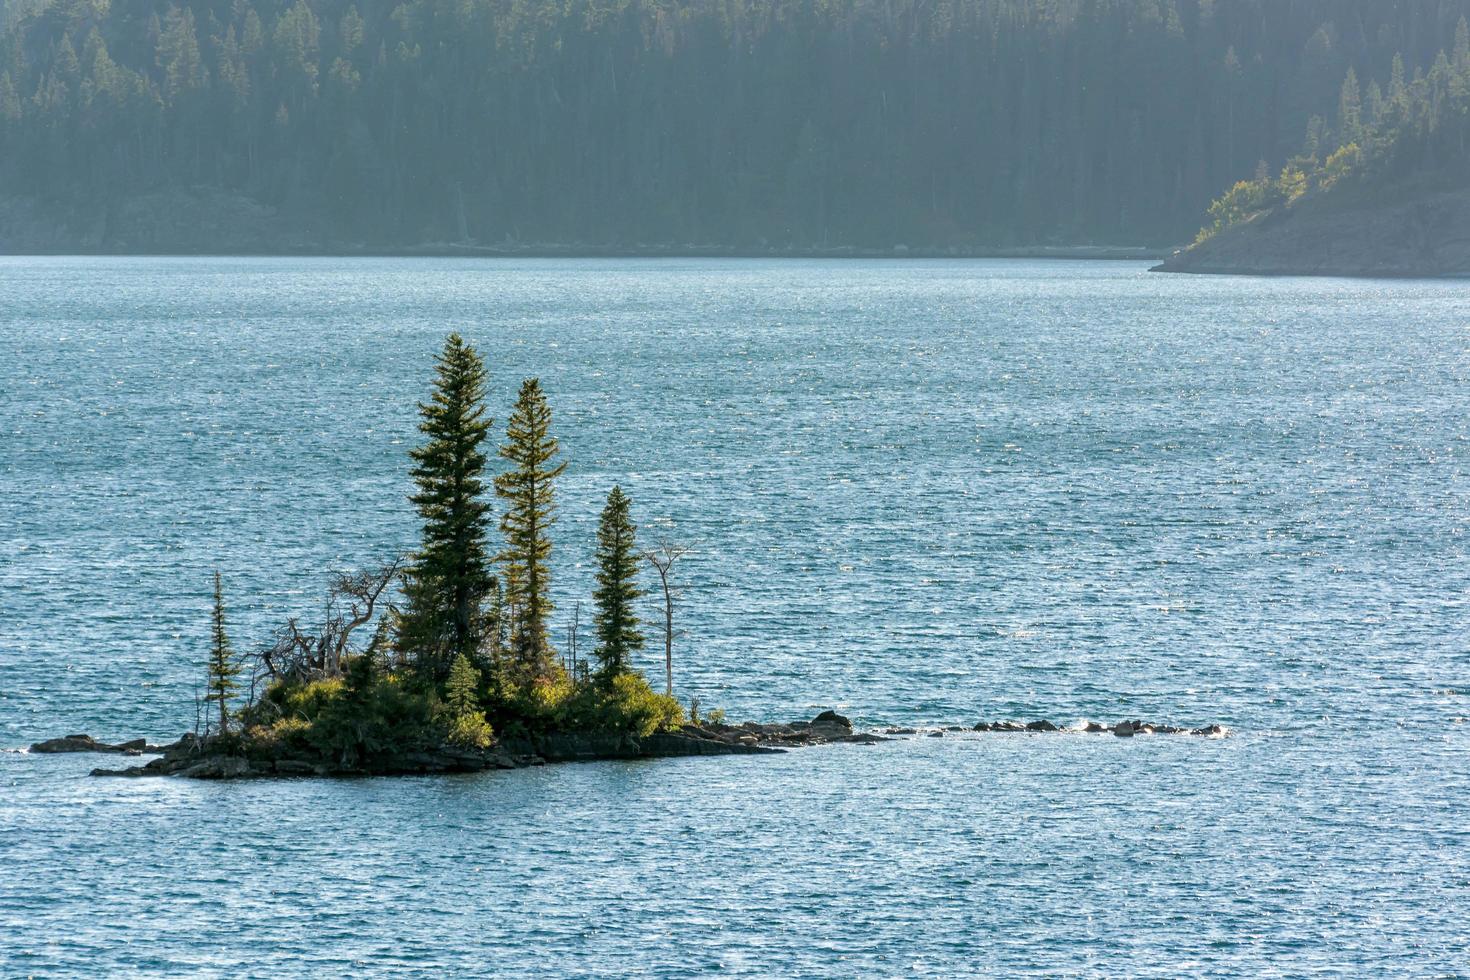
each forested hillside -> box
[1157,24,1470,276]
[2,0,1468,252]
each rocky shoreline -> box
[31,711,1227,780]
[1150,183,1470,279]
[58,710,870,779]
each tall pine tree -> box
[592,485,644,686]
[495,377,566,681]
[399,333,495,681]
[206,572,240,735]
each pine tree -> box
[445,651,480,716]
[1338,68,1361,145]
[1389,53,1409,117]
[592,486,644,685]
[443,652,492,748]
[157,6,203,104]
[398,333,495,681]
[205,572,240,735]
[495,377,566,681]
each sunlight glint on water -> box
[1,257,1467,974]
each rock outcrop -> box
[30,734,174,755]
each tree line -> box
[4,0,1470,249]
[204,333,687,754]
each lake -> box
[2,257,1467,974]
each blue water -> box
[2,257,1467,975]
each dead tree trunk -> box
[643,539,690,698]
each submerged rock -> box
[960,718,1227,738]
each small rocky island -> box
[41,334,1224,782]
[39,712,1227,780]
[65,710,867,778]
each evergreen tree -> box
[1338,68,1362,145]
[399,333,495,681]
[495,377,566,680]
[205,572,240,735]
[592,485,644,685]
[443,651,492,748]
[445,651,480,716]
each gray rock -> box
[927,730,944,738]
[811,710,852,729]
[179,756,253,779]
[1084,722,1106,733]
[1026,720,1058,732]
[31,735,123,754]
[1114,721,1135,738]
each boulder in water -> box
[811,710,852,729]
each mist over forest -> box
[2,0,1467,250]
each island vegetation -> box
[188,333,698,774]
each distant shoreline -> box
[0,243,1168,261]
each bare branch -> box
[641,535,692,697]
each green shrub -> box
[445,711,494,749]
[565,671,686,737]
[1195,176,1282,243]
[1321,142,1363,188]
[241,662,438,763]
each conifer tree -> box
[1338,68,1362,145]
[446,651,480,716]
[205,572,240,735]
[444,652,492,748]
[592,486,645,685]
[399,333,495,681]
[495,378,566,680]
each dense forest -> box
[2,0,1469,250]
